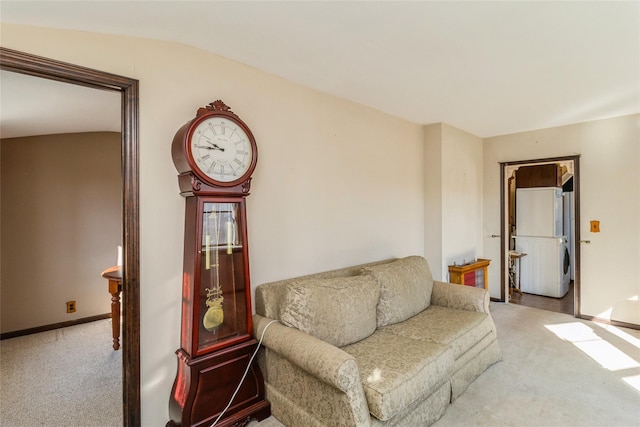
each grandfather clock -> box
[167,100,270,427]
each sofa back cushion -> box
[280,275,380,347]
[362,256,434,327]
[255,259,394,320]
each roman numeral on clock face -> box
[189,115,254,183]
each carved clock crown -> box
[196,99,232,116]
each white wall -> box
[483,114,640,324]
[424,123,484,281]
[1,24,425,425]
[1,132,120,333]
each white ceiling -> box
[1,1,639,138]
[0,71,121,139]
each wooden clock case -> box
[167,101,270,427]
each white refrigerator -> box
[516,187,563,237]
[515,187,570,298]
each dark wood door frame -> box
[1,47,141,426]
[499,155,581,317]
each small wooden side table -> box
[448,259,490,290]
[101,265,122,350]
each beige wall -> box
[483,114,640,324]
[424,124,444,278]
[441,124,484,277]
[0,24,425,425]
[1,132,121,332]
[424,123,484,281]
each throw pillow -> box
[280,275,380,347]
[362,256,433,327]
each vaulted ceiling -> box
[1,1,638,138]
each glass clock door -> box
[198,201,248,352]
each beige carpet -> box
[433,303,640,426]
[257,303,640,426]
[0,319,122,426]
[2,304,638,426]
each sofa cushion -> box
[361,256,433,327]
[380,305,495,360]
[280,275,380,347]
[341,330,453,421]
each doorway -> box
[500,156,581,317]
[0,47,141,425]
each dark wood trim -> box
[572,157,581,318]
[499,155,581,318]
[501,155,577,167]
[499,164,506,302]
[0,47,141,427]
[579,314,640,331]
[0,47,135,90]
[0,314,111,340]
[121,69,141,427]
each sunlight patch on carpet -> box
[545,322,640,372]
[593,320,640,350]
[622,374,640,392]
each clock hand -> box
[195,144,225,152]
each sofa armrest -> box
[431,280,490,313]
[253,314,362,392]
[254,314,372,426]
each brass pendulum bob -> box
[203,286,224,331]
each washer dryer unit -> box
[514,236,570,298]
[562,238,570,286]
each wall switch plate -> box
[590,220,600,233]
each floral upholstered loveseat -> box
[253,256,502,426]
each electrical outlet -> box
[66,301,76,313]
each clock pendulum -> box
[203,208,224,332]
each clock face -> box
[189,116,254,183]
